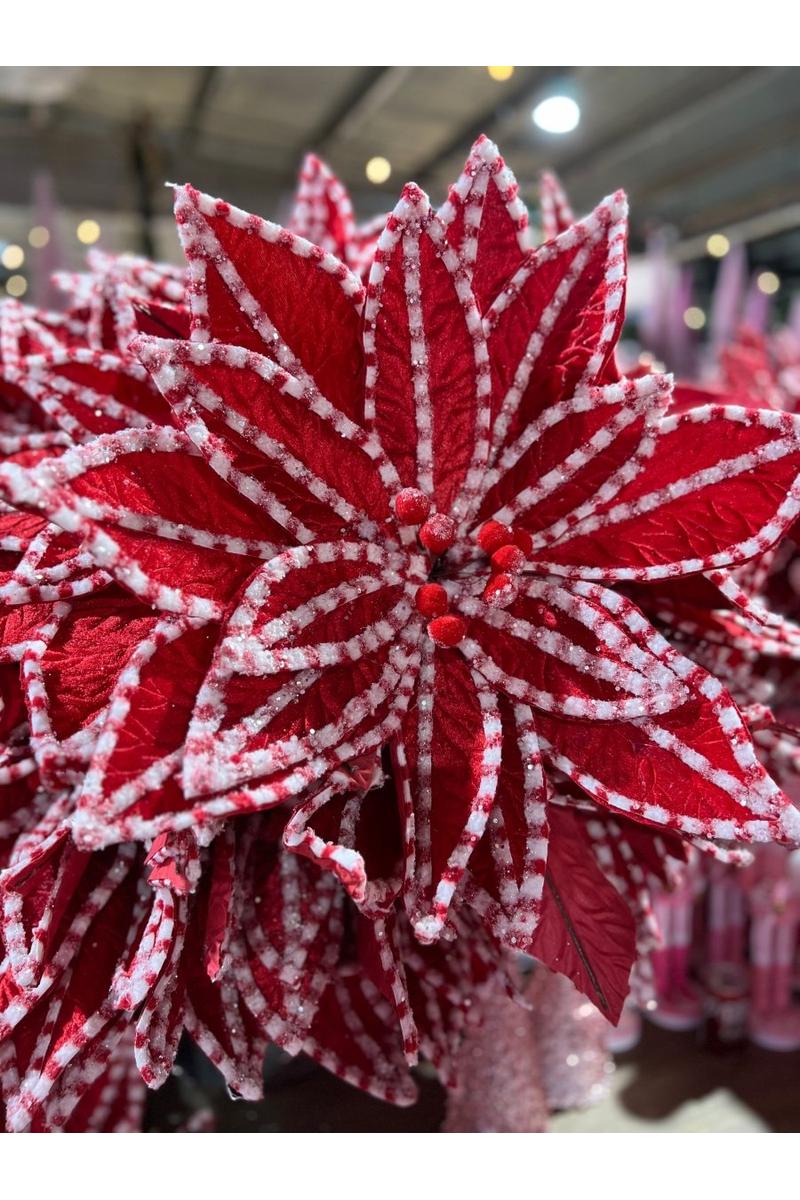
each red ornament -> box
[415,582,449,618]
[394,487,431,525]
[491,544,526,574]
[483,572,519,609]
[477,520,512,555]
[419,513,457,554]
[427,614,467,647]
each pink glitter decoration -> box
[443,976,549,1132]
[529,969,614,1111]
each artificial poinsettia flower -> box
[3,143,800,971]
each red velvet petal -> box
[477,372,670,539]
[6,347,169,442]
[437,135,528,313]
[0,428,282,619]
[289,153,356,266]
[464,698,550,950]
[458,577,688,720]
[174,183,366,423]
[21,591,161,788]
[364,183,491,518]
[135,336,393,538]
[484,191,628,465]
[536,630,798,845]
[528,805,636,1025]
[180,544,421,814]
[400,649,502,943]
[72,617,217,848]
[537,405,800,581]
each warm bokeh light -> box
[757,270,780,295]
[532,95,581,134]
[365,156,392,185]
[1,243,24,270]
[28,225,51,248]
[706,233,730,258]
[5,275,27,298]
[487,66,514,82]
[76,219,101,245]
[683,306,706,330]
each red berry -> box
[419,513,457,554]
[477,520,512,555]
[427,614,468,647]
[415,582,449,618]
[483,572,519,609]
[394,487,430,525]
[512,527,533,556]
[491,544,526,574]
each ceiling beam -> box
[296,66,396,161]
[635,113,800,212]
[554,66,783,188]
[328,66,414,145]
[178,66,218,155]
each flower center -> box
[393,491,531,647]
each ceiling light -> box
[532,95,580,134]
[1,244,24,270]
[365,156,392,185]
[76,219,101,245]
[683,306,706,330]
[757,270,780,295]
[706,233,730,258]
[487,66,514,82]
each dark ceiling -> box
[1,65,799,257]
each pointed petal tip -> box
[129,328,180,365]
[299,152,336,183]
[609,188,629,218]
[396,181,430,214]
[471,132,501,161]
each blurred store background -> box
[1,65,799,334]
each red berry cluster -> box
[477,520,531,609]
[393,488,466,647]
